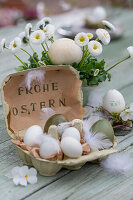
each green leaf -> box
[15,66,25,71]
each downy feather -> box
[101,152,133,174]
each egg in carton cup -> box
[1,65,117,176]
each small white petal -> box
[96,29,110,45]
[42,17,52,25]
[130,103,133,110]
[28,168,37,176]
[19,166,29,177]
[45,24,55,39]
[19,177,27,186]
[13,176,20,185]
[36,20,44,30]
[0,38,6,52]
[11,166,21,177]
[127,46,133,59]
[9,37,21,54]
[27,176,37,184]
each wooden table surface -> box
[0,7,133,200]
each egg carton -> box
[1,65,118,176]
[15,123,117,176]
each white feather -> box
[84,130,113,150]
[25,70,45,90]
[101,152,133,174]
[88,90,104,107]
[40,108,55,127]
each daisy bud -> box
[25,23,32,39]
[0,38,6,52]
[127,46,133,59]
[102,20,116,32]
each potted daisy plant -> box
[0,17,132,105]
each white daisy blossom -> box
[0,38,6,52]
[18,32,28,45]
[42,17,52,25]
[25,23,32,38]
[11,166,37,186]
[43,24,55,39]
[75,32,89,47]
[127,46,133,59]
[120,103,133,121]
[87,33,93,40]
[102,20,116,32]
[88,40,102,56]
[30,30,45,45]
[9,37,21,54]
[36,20,44,30]
[96,29,110,45]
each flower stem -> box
[45,42,49,50]
[41,43,52,64]
[20,48,39,66]
[14,54,28,69]
[27,41,35,53]
[105,56,130,73]
[79,46,89,68]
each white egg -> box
[57,122,71,137]
[62,127,80,142]
[48,38,82,65]
[24,125,43,147]
[61,137,82,158]
[103,89,125,113]
[40,138,60,159]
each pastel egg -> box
[61,137,82,158]
[103,89,125,113]
[62,127,80,142]
[48,38,83,65]
[40,138,60,159]
[24,125,43,147]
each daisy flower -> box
[102,20,116,32]
[88,40,102,56]
[0,38,6,52]
[94,69,100,76]
[25,23,32,39]
[96,29,110,45]
[75,32,89,47]
[120,103,133,121]
[127,46,133,59]
[11,166,37,186]
[42,17,52,26]
[18,32,29,45]
[43,24,55,39]
[36,19,44,30]
[30,30,45,45]
[9,37,21,54]
[87,33,93,40]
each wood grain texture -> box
[0,7,133,200]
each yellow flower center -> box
[13,43,17,48]
[35,34,40,40]
[87,33,93,39]
[43,29,47,33]
[103,33,107,38]
[25,174,28,179]
[79,36,85,42]
[126,111,129,114]
[93,44,98,50]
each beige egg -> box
[48,38,83,65]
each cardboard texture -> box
[1,65,118,176]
